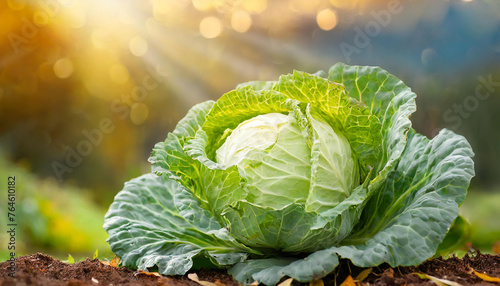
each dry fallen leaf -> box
[384,268,394,278]
[277,278,293,286]
[101,256,121,268]
[135,270,161,277]
[413,273,463,286]
[470,267,500,283]
[309,278,324,286]
[355,268,373,282]
[110,256,120,267]
[340,275,356,286]
[188,273,219,286]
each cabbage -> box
[104,63,475,285]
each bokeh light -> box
[129,36,148,57]
[53,58,74,79]
[316,9,338,31]
[130,102,149,125]
[199,16,223,38]
[231,10,252,33]
[192,0,213,11]
[242,0,267,13]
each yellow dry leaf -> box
[471,267,500,283]
[101,256,120,267]
[355,268,373,282]
[135,270,161,277]
[309,278,324,286]
[340,275,356,286]
[413,273,463,286]
[277,278,293,286]
[110,256,120,267]
[188,273,218,286]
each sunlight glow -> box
[0,0,461,114]
[200,16,223,38]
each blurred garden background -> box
[1,0,499,261]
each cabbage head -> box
[104,63,474,285]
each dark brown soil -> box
[1,252,499,285]
[332,252,500,286]
[0,253,238,286]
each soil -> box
[1,252,499,285]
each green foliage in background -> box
[0,152,112,261]
[460,190,500,252]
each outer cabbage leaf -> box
[104,173,257,275]
[433,215,470,258]
[229,251,339,285]
[182,128,248,216]
[228,128,474,284]
[329,63,416,189]
[148,100,215,186]
[236,80,277,91]
[337,128,474,265]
